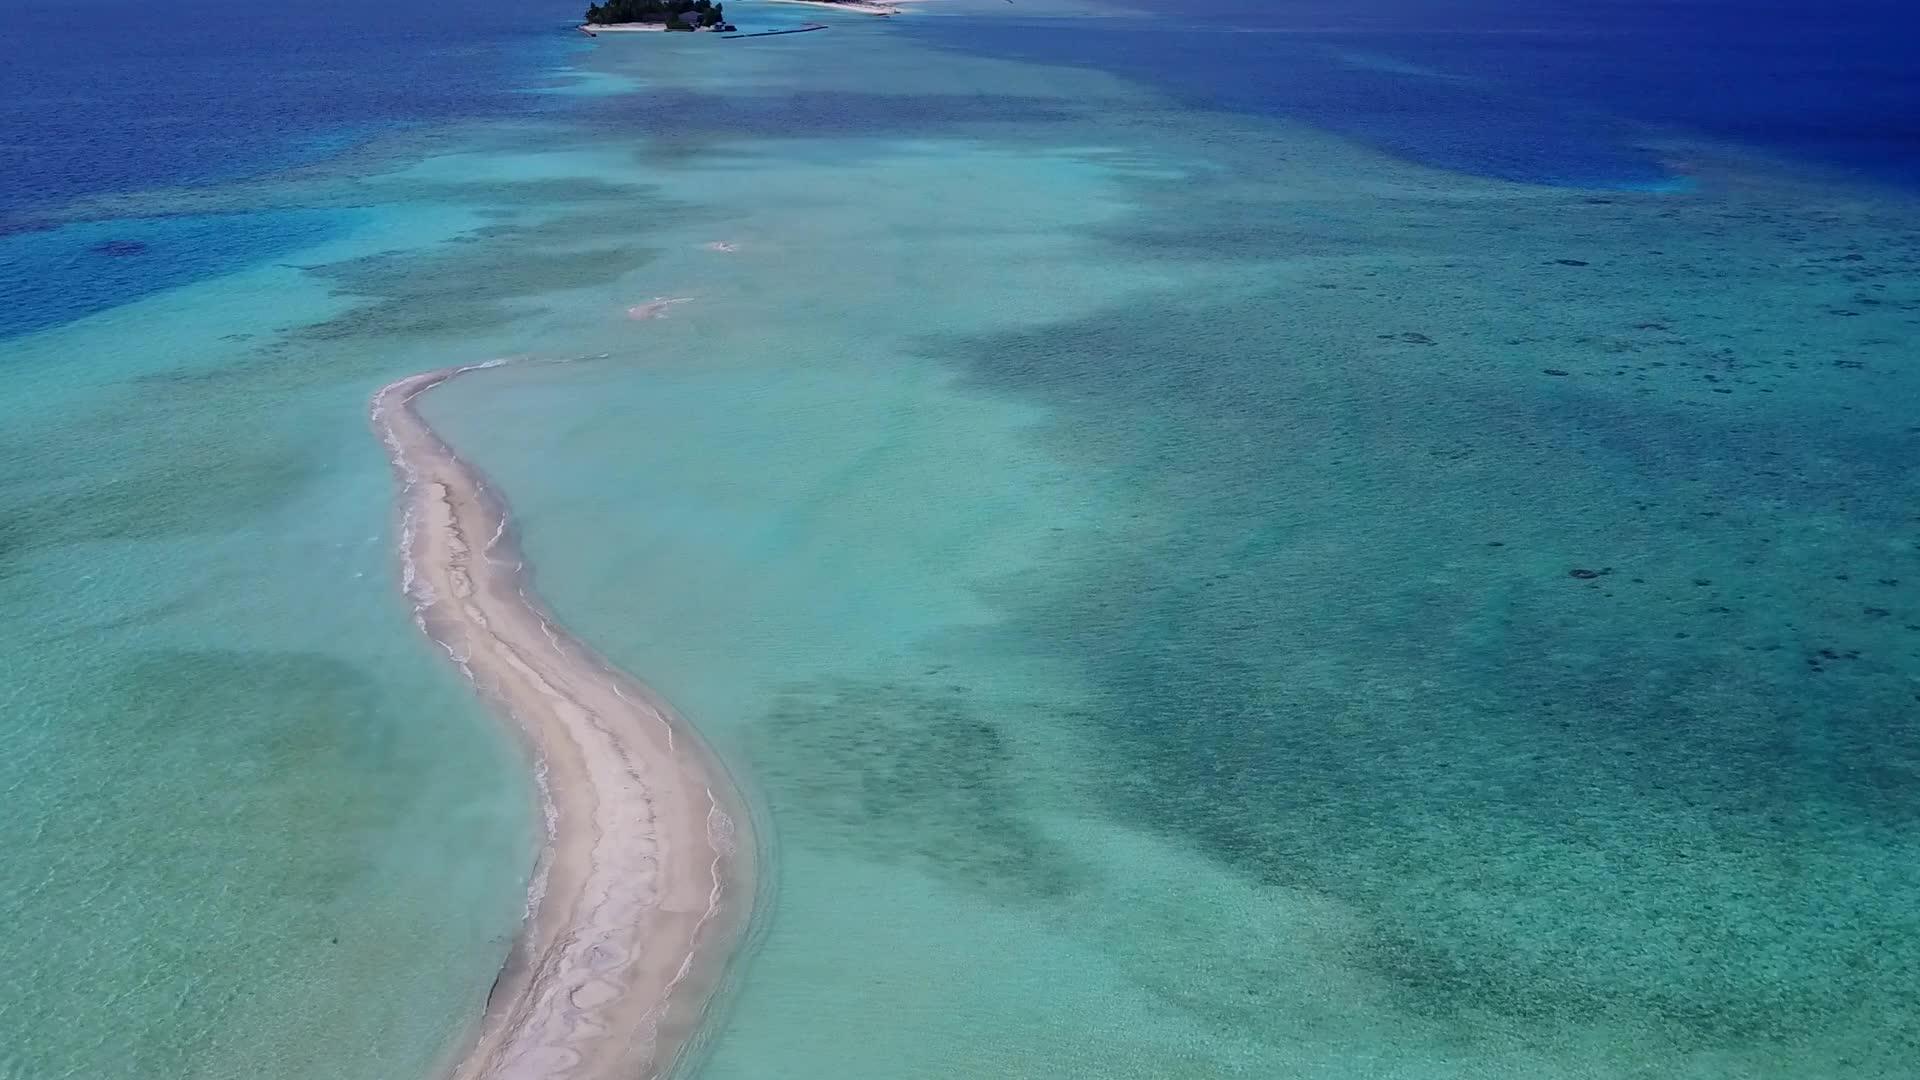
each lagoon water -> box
[4,0,1920,1077]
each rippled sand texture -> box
[372,364,752,1080]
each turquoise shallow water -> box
[0,202,535,1078]
[425,14,1920,1078]
[4,1,1920,1077]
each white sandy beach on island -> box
[582,21,669,31]
[372,364,754,1080]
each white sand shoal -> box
[373,364,754,1080]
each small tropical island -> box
[582,0,734,31]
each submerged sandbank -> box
[372,363,754,1080]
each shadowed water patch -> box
[0,390,318,571]
[294,220,665,345]
[917,182,1920,1065]
[570,90,1080,146]
[750,680,1086,903]
[49,160,662,230]
[0,210,345,340]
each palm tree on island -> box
[583,0,731,30]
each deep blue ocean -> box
[909,0,1920,188]
[6,0,1918,339]
[0,0,580,337]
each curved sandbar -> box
[372,362,754,1080]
